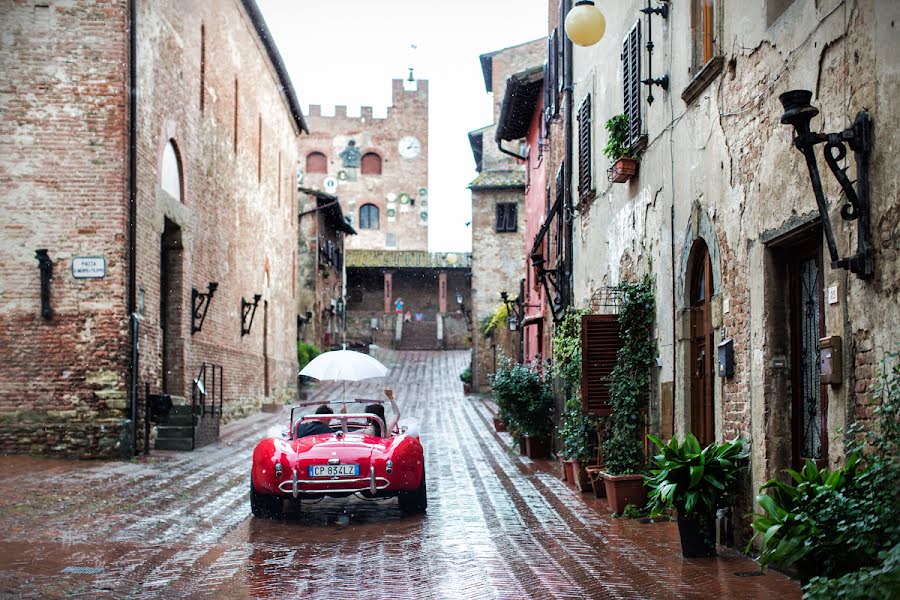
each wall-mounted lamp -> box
[455,290,464,307]
[779,89,874,279]
[565,1,606,47]
[35,249,53,320]
[500,291,523,331]
[191,282,218,334]
[241,293,262,336]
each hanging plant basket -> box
[608,157,639,183]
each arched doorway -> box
[689,240,715,446]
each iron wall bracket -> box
[779,90,874,279]
[241,293,262,336]
[35,249,53,320]
[191,282,218,334]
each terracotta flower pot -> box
[601,472,647,514]
[560,459,574,482]
[523,435,550,459]
[463,383,472,394]
[585,465,606,498]
[571,459,592,492]
[493,416,507,432]
[609,156,639,183]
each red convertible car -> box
[250,406,426,518]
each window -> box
[161,140,182,202]
[306,152,327,174]
[577,94,593,200]
[495,202,517,233]
[361,152,382,175]
[692,0,717,70]
[622,22,643,150]
[359,203,379,229]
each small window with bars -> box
[577,94,593,200]
[622,22,643,151]
[495,202,517,233]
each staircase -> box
[398,320,441,350]
[154,363,223,451]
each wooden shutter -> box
[547,30,559,118]
[622,22,642,149]
[496,204,505,231]
[577,94,592,198]
[581,314,623,416]
[505,203,517,232]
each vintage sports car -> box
[250,405,426,518]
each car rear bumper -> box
[276,467,392,497]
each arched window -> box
[359,204,379,229]
[306,152,327,174]
[161,140,183,202]
[361,152,382,175]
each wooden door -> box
[689,241,715,446]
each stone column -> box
[438,271,448,313]
[383,271,393,314]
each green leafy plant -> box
[559,395,596,462]
[297,342,321,371]
[620,503,647,519]
[748,351,900,584]
[491,357,554,438]
[603,114,634,162]
[459,366,472,384]
[602,276,656,475]
[804,542,900,599]
[645,433,747,517]
[552,307,591,391]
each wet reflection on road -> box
[0,350,800,599]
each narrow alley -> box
[0,351,799,599]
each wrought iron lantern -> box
[241,293,262,336]
[499,291,523,331]
[35,249,53,320]
[779,89,874,279]
[191,282,218,334]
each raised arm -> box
[384,387,400,435]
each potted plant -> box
[559,396,595,492]
[645,433,747,557]
[600,277,656,513]
[459,365,472,395]
[491,357,554,459]
[603,114,638,183]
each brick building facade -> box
[299,79,429,252]
[468,39,544,390]
[297,188,356,350]
[0,0,305,457]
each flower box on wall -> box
[608,157,639,183]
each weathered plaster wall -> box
[569,0,899,532]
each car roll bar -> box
[288,408,387,439]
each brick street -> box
[0,350,799,599]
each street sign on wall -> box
[72,257,106,279]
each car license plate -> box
[309,464,359,477]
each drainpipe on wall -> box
[563,0,574,311]
[127,0,139,458]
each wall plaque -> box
[72,257,106,279]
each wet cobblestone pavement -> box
[0,350,800,599]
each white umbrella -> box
[300,350,388,407]
[299,350,388,381]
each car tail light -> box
[386,460,393,473]
[275,463,283,478]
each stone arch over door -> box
[675,201,724,442]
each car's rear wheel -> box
[250,480,284,519]
[398,467,427,514]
